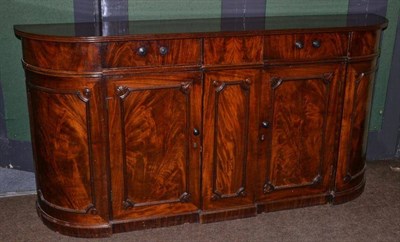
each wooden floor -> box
[0,160,399,241]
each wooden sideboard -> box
[15,14,388,238]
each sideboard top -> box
[14,14,388,42]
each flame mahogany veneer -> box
[14,14,387,237]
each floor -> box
[0,160,399,241]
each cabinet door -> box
[335,61,376,196]
[257,64,344,205]
[107,72,202,221]
[27,72,109,227]
[202,69,260,211]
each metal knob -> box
[312,39,321,48]
[159,46,169,56]
[295,41,304,49]
[261,121,269,128]
[137,47,147,56]
[193,128,200,136]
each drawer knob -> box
[137,47,147,56]
[193,128,200,136]
[295,41,304,49]
[159,46,169,56]
[312,40,321,48]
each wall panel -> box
[266,0,348,16]
[128,0,221,20]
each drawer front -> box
[204,36,263,65]
[264,33,348,61]
[22,39,101,72]
[103,39,201,68]
[349,31,381,57]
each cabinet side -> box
[333,30,383,204]
[19,36,111,237]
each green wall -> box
[128,0,221,20]
[265,0,349,16]
[369,0,400,130]
[0,0,74,141]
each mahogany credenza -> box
[14,14,388,237]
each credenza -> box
[14,14,388,237]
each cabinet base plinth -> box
[332,177,366,205]
[111,212,199,234]
[256,194,329,214]
[36,184,366,238]
[36,202,112,238]
[199,206,257,223]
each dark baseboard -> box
[366,130,398,161]
[0,138,33,172]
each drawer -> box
[349,31,381,57]
[103,39,201,68]
[204,36,263,65]
[264,33,348,61]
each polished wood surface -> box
[103,39,201,68]
[264,33,348,61]
[349,31,381,58]
[15,14,387,237]
[204,37,263,65]
[258,64,344,206]
[22,39,101,72]
[335,60,377,195]
[202,70,259,214]
[14,14,387,41]
[106,72,202,220]
[26,72,110,237]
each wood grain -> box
[257,64,344,202]
[204,36,263,65]
[22,39,101,72]
[26,72,109,230]
[264,33,348,61]
[30,86,93,212]
[199,206,256,223]
[202,69,260,210]
[349,31,380,58]
[335,60,377,193]
[123,87,188,205]
[107,72,202,220]
[103,39,201,68]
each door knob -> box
[261,121,270,128]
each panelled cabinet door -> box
[335,61,377,194]
[202,69,260,210]
[107,72,202,221]
[257,64,344,203]
[27,72,109,226]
